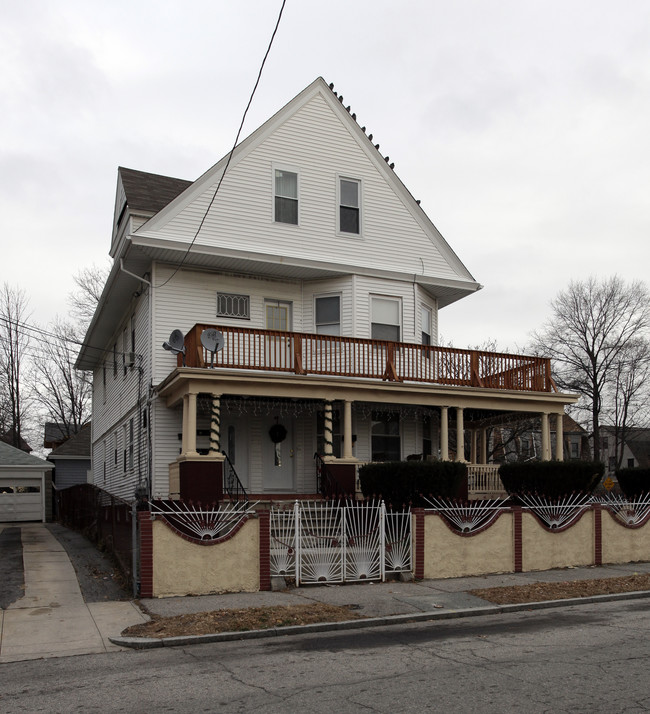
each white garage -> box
[0,441,53,522]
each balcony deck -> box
[180,325,556,393]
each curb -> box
[110,588,650,650]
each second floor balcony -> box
[178,324,556,393]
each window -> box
[421,305,432,346]
[123,327,128,376]
[601,436,609,450]
[628,458,635,468]
[372,411,401,462]
[339,178,360,234]
[113,343,117,377]
[274,169,298,224]
[265,300,291,331]
[129,419,134,470]
[123,425,127,474]
[571,441,579,459]
[113,432,118,466]
[315,296,340,335]
[217,293,250,319]
[609,456,616,470]
[371,297,400,341]
[521,438,530,457]
[131,314,136,353]
[422,414,432,459]
[102,362,107,403]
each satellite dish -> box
[200,329,224,368]
[162,329,186,366]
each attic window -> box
[339,178,360,234]
[274,170,298,224]
[217,293,250,319]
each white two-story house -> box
[76,77,577,504]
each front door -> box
[263,419,295,492]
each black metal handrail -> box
[222,451,248,504]
[314,452,346,499]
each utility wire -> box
[155,0,288,289]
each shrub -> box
[615,468,650,499]
[358,460,467,508]
[498,460,604,499]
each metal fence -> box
[270,501,411,585]
[56,483,138,595]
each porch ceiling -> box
[156,368,578,415]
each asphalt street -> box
[2,598,649,713]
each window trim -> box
[264,299,292,332]
[421,304,433,346]
[314,293,342,335]
[337,175,362,237]
[273,165,300,226]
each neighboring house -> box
[76,77,577,504]
[1,430,32,453]
[47,425,92,490]
[601,427,650,474]
[0,440,54,522]
[490,413,590,463]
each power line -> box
[155,0,288,289]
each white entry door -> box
[263,420,295,492]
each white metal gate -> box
[270,501,411,585]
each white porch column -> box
[184,392,199,457]
[480,429,488,464]
[323,400,334,458]
[343,400,354,459]
[209,394,221,455]
[555,412,564,461]
[455,407,465,462]
[440,407,449,461]
[541,412,550,461]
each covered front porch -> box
[155,327,576,503]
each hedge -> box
[498,460,604,499]
[358,460,467,508]
[615,468,650,499]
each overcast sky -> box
[2,0,649,352]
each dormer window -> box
[339,178,360,234]
[274,169,298,224]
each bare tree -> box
[532,276,650,461]
[69,263,110,328]
[606,337,650,468]
[31,319,92,439]
[0,284,32,448]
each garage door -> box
[0,479,43,522]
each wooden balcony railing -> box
[180,324,556,393]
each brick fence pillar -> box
[412,508,425,580]
[513,506,523,573]
[258,510,271,591]
[138,511,154,598]
[594,505,603,566]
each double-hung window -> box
[421,305,432,346]
[371,297,401,342]
[315,295,341,335]
[371,411,401,462]
[274,169,298,224]
[339,178,360,234]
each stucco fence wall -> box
[414,506,650,580]
[138,510,269,598]
[137,506,650,598]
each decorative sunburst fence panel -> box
[270,501,411,585]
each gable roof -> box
[0,430,32,453]
[0,440,53,469]
[48,425,91,459]
[131,77,480,300]
[119,167,192,215]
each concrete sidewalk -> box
[0,523,148,663]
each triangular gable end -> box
[132,77,479,292]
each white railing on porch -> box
[467,464,506,497]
